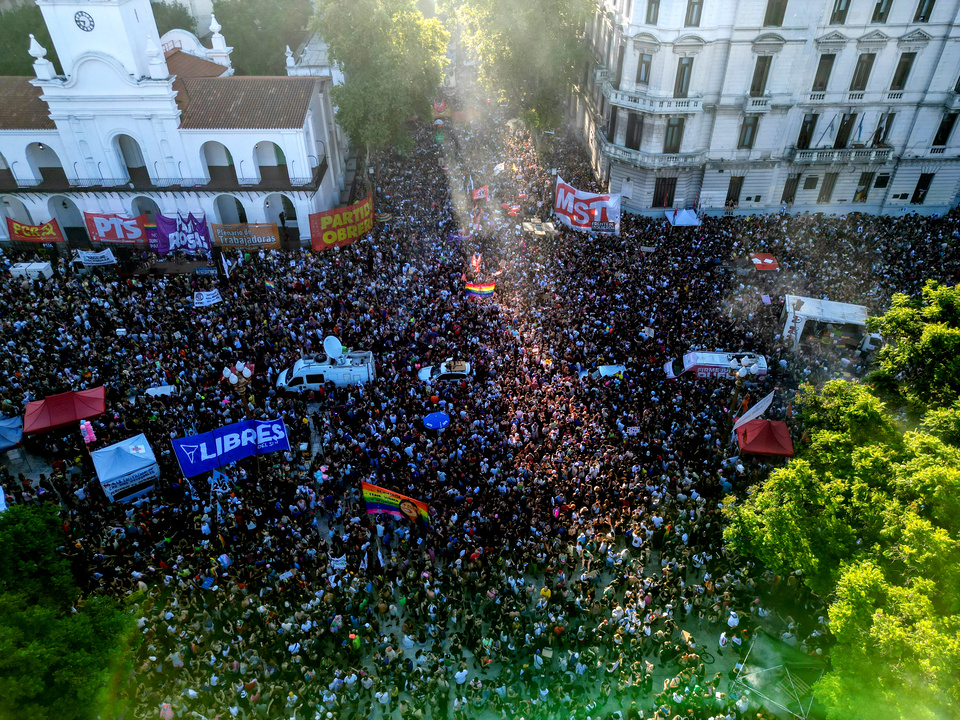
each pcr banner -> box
[83,213,154,245]
[211,223,281,250]
[155,213,212,255]
[553,176,621,235]
[5,218,66,243]
[308,191,374,251]
[77,249,118,266]
[172,418,291,477]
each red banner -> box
[6,217,65,243]
[309,192,374,251]
[83,212,152,244]
[472,185,489,201]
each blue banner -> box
[172,418,291,477]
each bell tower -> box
[36,0,164,79]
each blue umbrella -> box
[423,412,450,431]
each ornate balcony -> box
[603,82,703,114]
[790,147,893,164]
[595,130,705,169]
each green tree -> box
[869,279,960,408]
[212,0,311,76]
[313,0,449,155]
[0,505,136,720]
[0,5,61,77]
[725,380,960,719]
[452,0,592,129]
[151,0,196,36]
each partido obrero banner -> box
[553,176,621,235]
[83,213,157,245]
[5,217,66,243]
[308,191,374,251]
[172,418,291,477]
[212,223,281,250]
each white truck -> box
[276,336,375,392]
[781,295,882,354]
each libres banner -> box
[83,213,156,245]
[553,176,621,235]
[172,418,291,477]
[6,218,65,243]
[211,223,281,250]
[155,213,212,255]
[308,192,374,251]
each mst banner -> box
[155,213,212,255]
[212,223,281,250]
[6,218,66,243]
[83,213,155,245]
[309,191,374,251]
[172,418,291,477]
[554,176,621,235]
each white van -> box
[664,352,767,380]
[277,351,376,392]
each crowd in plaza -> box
[4,105,960,720]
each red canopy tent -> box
[736,419,794,457]
[23,387,107,435]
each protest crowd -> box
[3,102,960,720]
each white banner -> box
[554,176,620,235]
[330,554,347,570]
[734,391,776,431]
[77,248,118,266]
[193,290,222,308]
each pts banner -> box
[172,417,291,477]
[83,213,155,245]
[6,218,66,243]
[309,192,374,251]
[554,176,621,235]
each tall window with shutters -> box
[812,54,836,92]
[849,54,876,92]
[751,56,772,97]
[685,0,703,27]
[890,53,916,91]
[764,0,788,26]
[675,57,693,98]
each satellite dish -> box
[323,335,343,360]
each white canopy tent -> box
[91,433,160,503]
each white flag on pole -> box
[734,391,776,431]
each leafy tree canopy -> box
[212,0,311,76]
[869,279,960,408]
[450,0,592,129]
[151,0,196,36]
[0,504,76,607]
[313,0,449,155]
[0,5,61,77]
[724,380,960,719]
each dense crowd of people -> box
[4,100,960,720]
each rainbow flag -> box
[361,482,430,525]
[265,280,276,290]
[465,282,495,298]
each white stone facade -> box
[0,0,347,246]
[573,0,960,216]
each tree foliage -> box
[212,0,311,76]
[451,0,592,129]
[313,0,449,154]
[151,0,196,36]
[869,279,960,408]
[0,505,135,720]
[724,380,960,719]
[0,5,61,77]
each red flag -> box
[472,185,489,201]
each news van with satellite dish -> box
[664,351,767,380]
[276,336,375,392]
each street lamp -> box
[222,362,255,417]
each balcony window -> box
[664,117,685,153]
[890,53,916,91]
[764,0,788,26]
[750,56,772,97]
[646,0,660,24]
[685,0,703,27]
[818,172,839,203]
[636,53,652,85]
[738,116,760,149]
[812,54,835,92]
[854,172,874,202]
[872,0,892,22]
[915,0,936,22]
[675,57,693,99]
[835,113,858,149]
[874,112,895,146]
[797,113,818,149]
[625,113,644,151]
[911,173,934,204]
[831,0,850,24]
[781,175,800,203]
[607,107,619,144]
[933,113,958,146]
[726,176,744,205]
[653,177,676,207]
[849,54,876,92]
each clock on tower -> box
[74,11,95,32]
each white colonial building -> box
[0,0,348,246]
[574,0,960,215]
